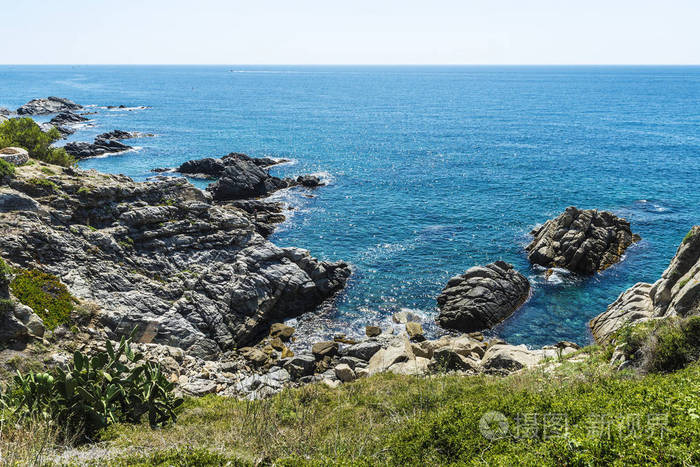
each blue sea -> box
[1,66,698,347]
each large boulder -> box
[526,207,640,274]
[17,97,82,115]
[0,147,29,166]
[436,261,530,332]
[590,226,700,342]
[178,153,284,178]
[481,344,546,372]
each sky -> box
[1,0,698,65]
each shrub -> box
[9,269,74,330]
[27,177,58,192]
[0,117,75,167]
[616,316,700,373]
[644,316,700,372]
[1,335,183,440]
[0,158,15,179]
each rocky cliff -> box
[590,226,700,342]
[0,160,350,359]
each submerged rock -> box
[526,206,640,274]
[590,226,700,342]
[17,97,82,115]
[436,261,530,332]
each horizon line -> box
[1,63,699,67]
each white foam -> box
[81,146,142,159]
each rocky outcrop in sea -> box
[526,206,640,274]
[17,97,82,115]
[64,137,133,159]
[436,261,530,332]
[590,226,700,342]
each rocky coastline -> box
[2,96,697,402]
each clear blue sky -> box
[2,0,698,65]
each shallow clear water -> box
[1,65,698,347]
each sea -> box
[1,65,698,347]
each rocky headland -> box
[590,226,700,342]
[16,96,82,115]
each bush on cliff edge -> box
[0,117,75,167]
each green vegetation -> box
[40,166,56,175]
[77,185,92,195]
[682,228,697,244]
[0,336,183,441]
[0,117,75,167]
[82,353,698,466]
[9,269,75,330]
[27,176,58,192]
[0,158,15,179]
[615,316,700,373]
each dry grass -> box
[0,416,75,466]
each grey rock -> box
[17,97,82,115]
[590,226,700,342]
[365,325,381,337]
[312,341,339,358]
[0,189,40,212]
[430,347,480,372]
[481,344,544,372]
[526,206,640,274]
[334,363,355,382]
[344,341,382,361]
[437,261,530,332]
[180,378,217,396]
[284,354,317,379]
[0,167,350,359]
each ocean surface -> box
[1,65,698,347]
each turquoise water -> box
[1,66,698,347]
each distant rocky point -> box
[526,206,640,274]
[17,96,82,115]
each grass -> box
[72,352,699,466]
[27,177,58,192]
[9,269,75,330]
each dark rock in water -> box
[97,129,154,140]
[64,138,133,159]
[206,157,290,201]
[179,157,226,177]
[50,111,88,126]
[17,97,82,115]
[296,175,324,188]
[177,152,286,178]
[526,206,640,274]
[590,225,700,342]
[0,166,351,359]
[437,261,530,332]
[0,107,10,116]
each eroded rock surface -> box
[527,207,640,274]
[436,261,530,332]
[590,226,700,342]
[0,162,350,359]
